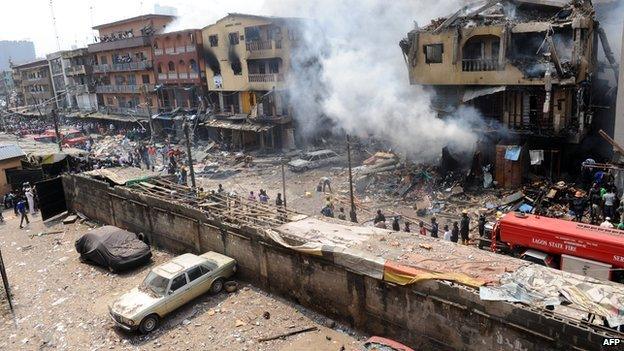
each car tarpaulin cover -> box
[75,226,152,271]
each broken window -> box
[268,59,279,74]
[209,35,218,47]
[424,44,443,64]
[229,32,240,45]
[245,26,261,41]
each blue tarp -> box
[505,146,522,161]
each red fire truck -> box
[482,212,624,282]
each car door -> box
[164,273,190,314]
[185,265,213,299]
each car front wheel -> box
[139,314,159,334]
[210,278,224,294]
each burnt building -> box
[152,29,207,111]
[401,0,611,182]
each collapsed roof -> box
[422,0,595,32]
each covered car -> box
[75,226,152,271]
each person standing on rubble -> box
[373,210,386,229]
[218,184,225,194]
[392,217,400,231]
[603,187,616,221]
[338,208,347,221]
[571,191,587,223]
[451,222,459,243]
[443,225,451,241]
[589,183,602,224]
[430,217,439,238]
[477,214,487,249]
[404,222,411,233]
[275,193,283,206]
[460,211,470,245]
[418,221,427,236]
[319,177,332,193]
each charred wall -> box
[62,174,620,350]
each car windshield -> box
[140,271,170,297]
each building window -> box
[209,35,218,47]
[189,59,198,72]
[100,55,108,65]
[168,61,175,71]
[142,75,150,84]
[157,63,163,74]
[229,32,240,45]
[268,59,279,74]
[424,44,444,64]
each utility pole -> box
[141,84,155,143]
[183,117,196,189]
[281,162,287,211]
[347,134,357,223]
[0,248,13,311]
[51,108,62,152]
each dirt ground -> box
[0,209,365,351]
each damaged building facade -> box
[88,14,175,119]
[401,0,610,183]
[11,59,54,112]
[200,14,300,150]
[61,48,98,112]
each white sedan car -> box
[109,252,236,333]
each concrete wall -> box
[62,174,620,350]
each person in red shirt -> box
[419,220,427,236]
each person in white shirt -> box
[443,224,452,241]
[600,217,614,228]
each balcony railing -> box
[96,84,154,94]
[88,36,151,53]
[65,65,88,76]
[175,46,186,53]
[246,40,273,51]
[186,45,196,52]
[165,47,175,54]
[167,73,177,79]
[248,73,284,83]
[178,72,188,79]
[158,73,167,80]
[69,84,92,94]
[93,60,153,73]
[154,48,163,56]
[99,106,149,117]
[462,59,500,72]
[189,72,199,79]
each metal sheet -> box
[0,144,25,161]
[35,177,67,221]
[462,86,506,103]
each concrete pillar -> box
[218,92,225,113]
[614,25,624,152]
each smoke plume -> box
[267,0,484,161]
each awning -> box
[201,119,275,132]
[462,86,506,103]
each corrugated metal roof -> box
[0,144,25,161]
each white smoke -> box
[265,0,486,162]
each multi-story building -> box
[152,29,207,111]
[46,51,71,109]
[11,59,54,112]
[201,13,302,150]
[62,48,98,112]
[88,14,175,118]
[0,71,14,107]
[400,0,601,181]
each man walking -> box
[17,198,29,229]
[430,217,439,238]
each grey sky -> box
[0,0,270,57]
